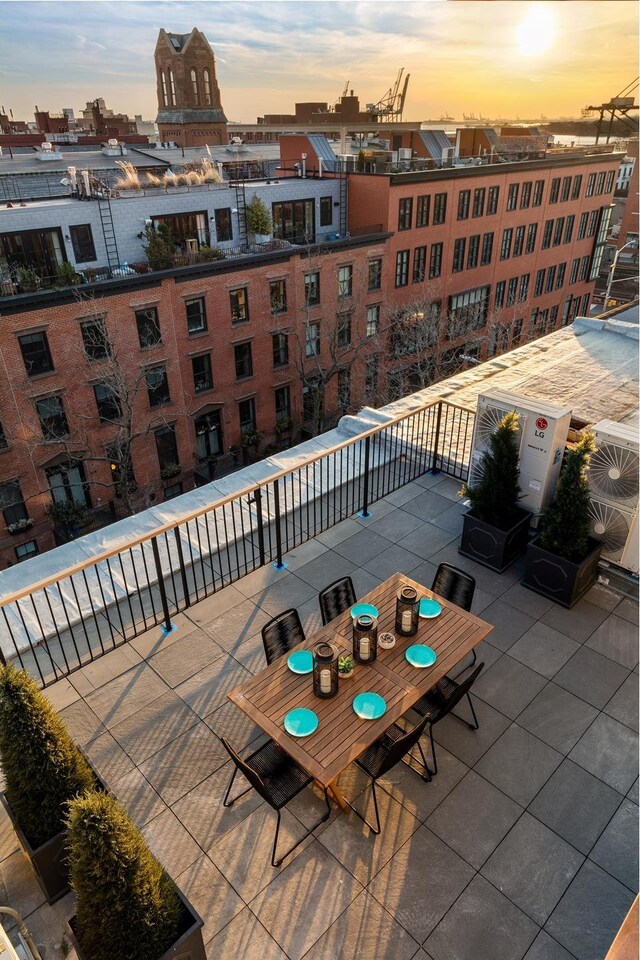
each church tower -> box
[155,28,228,146]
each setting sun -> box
[516,4,556,55]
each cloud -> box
[75,34,107,52]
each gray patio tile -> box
[627,778,639,805]
[471,587,494,615]
[204,700,265,751]
[0,797,18,863]
[368,826,475,943]
[281,537,329,571]
[141,807,201,876]
[404,560,439,593]
[480,598,537,652]
[302,890,420,960]
[176,656,252,720]
[349,566,384,599]
[569,713,638,794]
[428,541,480,572]
[553,646,629,709]
[42,677,80,712]
[481,812,584,925]
[523,930,580,960]
[399,490,454,524]
[528,759,624,855]
[84,662,170,726]
[475,724,563,806]
[355,497,398,524]
[589,798,638,892]
[249,840,363,960]
[58,699,106,746]
[316,517,362,546]
[205,907,288,960]
[583,583,624,612]
[185,583,247,624]
[287,550,356,591]
[0,849,46,924]
[540,599,611,643]
[83,729,136,784]
[317,785,421,885]
[333,527,396,565]
[130,611,201,659]
[174,761,263,849]
[176,854,245,947]
[369,508,426,542]
[585,614,639,669]
[426,770,523,869]
[432,696,511,767]
[424,874,538,960]
[5,892,75,960]
[604,673,639,731]
[397,525,457,562]
[109,690,199,764]
[430,500,467,535]
[508,623,581,680]
[295,596,325,636]
[147,629,225,687]
[378,743,469,822]
[516,683,599,754]
[223,630,266,675]
[613,596,639,625]
[200,598,272,646]
[412,472,444,489]
[69,642,143,694]
[472,655,547,720]
[465,559,525,600]
[430,475,465,501]
[111,768,166,828]
[545,860,634,960]
[138,721,228,805]
[501,581,556,618]
[362,543,424,581]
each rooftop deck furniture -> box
[261,608,306,666]
[432,562,477,677]
[319,576,357,626]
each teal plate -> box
[350,602,379,619]
[284,708,318,737]
[353,692,387,720]
[287,650,313,674]
[419,597,443,619]
[406,644,437,668]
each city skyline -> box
[0,0,637,125]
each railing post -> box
[173,528,191,609]
[151,536,174,634]
[358,436,372,519]
[430,401,443,475]
[272,478,288,570]
[252,487,266,568]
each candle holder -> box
[353,614,378,664]
[312,641,339,698]
[395,585,419,637]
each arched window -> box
[160,70,168,106]
[191,68,199,105]
[169,70,176,106]
[203,69,212,105]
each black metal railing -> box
[0,399,475,687]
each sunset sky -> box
[0,1,637,124]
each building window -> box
[534,268,545,297]
[0,421,6,449]
[520,182,532,209]
[190,68,199,105]
[556,262,566,288]
[18,331,53,377]
[549,177,561,203]
[433,192,447,225]
[272,199,315,242]
[305,322,320,357]
[169,69,176,105]
[320,196,333,227]
[512,317,523,345]
[518,273,530,302]
[15,540,38,562]
[448,286,490,338]
[416,195,430,227]
[337,367,351,412]
[553,217,565,246]
[192,353,213,393]
[545,265,557,293]
[429,242,443,279]
[579,255,590,282]
[481,232,493,266]
[541,219,553,249]
[507,184,519,211]
[532,179,544,206]
[270,279,287,313]
[586,173,596,197]
[275,385,290,424]
[507,277,518,306]
[146,366,170,407]
[203,68,212,105]
[395,250,409,287]
[164,482,183,500]
[36,395,68,440]
[368,259,382,291]
[365,355,378,399]
[466,234,480,270]
[47,461,90,507]
[80,318,111,361]
[337,312,351,348]
[472,187,485,218]
[487,186,499,215]
[525,222,537,254]
[230,288,249,323]
[302,380,322,424]
[605,170,615,193]
[195,411,222,459]
[398,197,413,230]
[161,70,168,106]
[457,190,470,220]
[0,480,28,527]
[135,307,161,348]
[551,305,560,327]
[366,304,380,337]
[69,224,96,262]
[577,212,588,240]
[239,397,256,434]
[500,228,513,260]
[513,225,525,257]
[572,175,583,200]
[214,208,232,242]
[234,342,253,380]
[305,272,320,304]
[587,210,599,237]
[338,264,353,298]
[563,215,575,244]
[272,332,288,367]
[570,258,580,284]
[155,425,179,471]
[595,171,606,194]
[560,176,571,202]
[94,383,121,422]
[185,297,207,335]
[452,238,466,273]
[413,245,427,282]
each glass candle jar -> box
[353,614,378,664]
[312,641,339,698]
[395,585,419,637]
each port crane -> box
[582,78,638,143]
[366,68,410,122]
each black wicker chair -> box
[432,563,477,677]
[345,715,431,834]
[319,576,357,626]
[261,608,305,665]
[221,737,331,866]
[406,662,484,776]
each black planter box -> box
[69,884,206,960]
[459,507,532,573]
[522,535,602,608]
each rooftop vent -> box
[36,142,63,161]
[102,139,127,156]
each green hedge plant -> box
[67,791,182,960]
[539,432,596,561]
[461,411,522,527]
[0,665,96,848]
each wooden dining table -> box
[228,571,493,799]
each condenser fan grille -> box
[468,455,485,488]
[476,405,522,450]
[588,500,631,557]
[590,441,639,503]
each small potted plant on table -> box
[523,432,602,608]
[338,655,355,679]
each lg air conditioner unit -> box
[468,389,572,519]
[588,419,639,573]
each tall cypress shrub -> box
[67,792,182,960]
[463,411,522,526]
[0,665,96,848]
[540,432,596,561]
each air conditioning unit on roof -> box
[588,419,639,573]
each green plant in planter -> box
[338,655,355,675]
[17,267,41,292]
[160,462,181,480]
[142,223,175,271]
[0,665,96,849]
[67,792,182,960]
[539,432,596,561]
[461,411,521,527]
[196,244,225,262]
[275,416,294,437]
[46,500,89,529]
[245,194,272,236]
[56,261,80,287]
[241,428,263,448]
